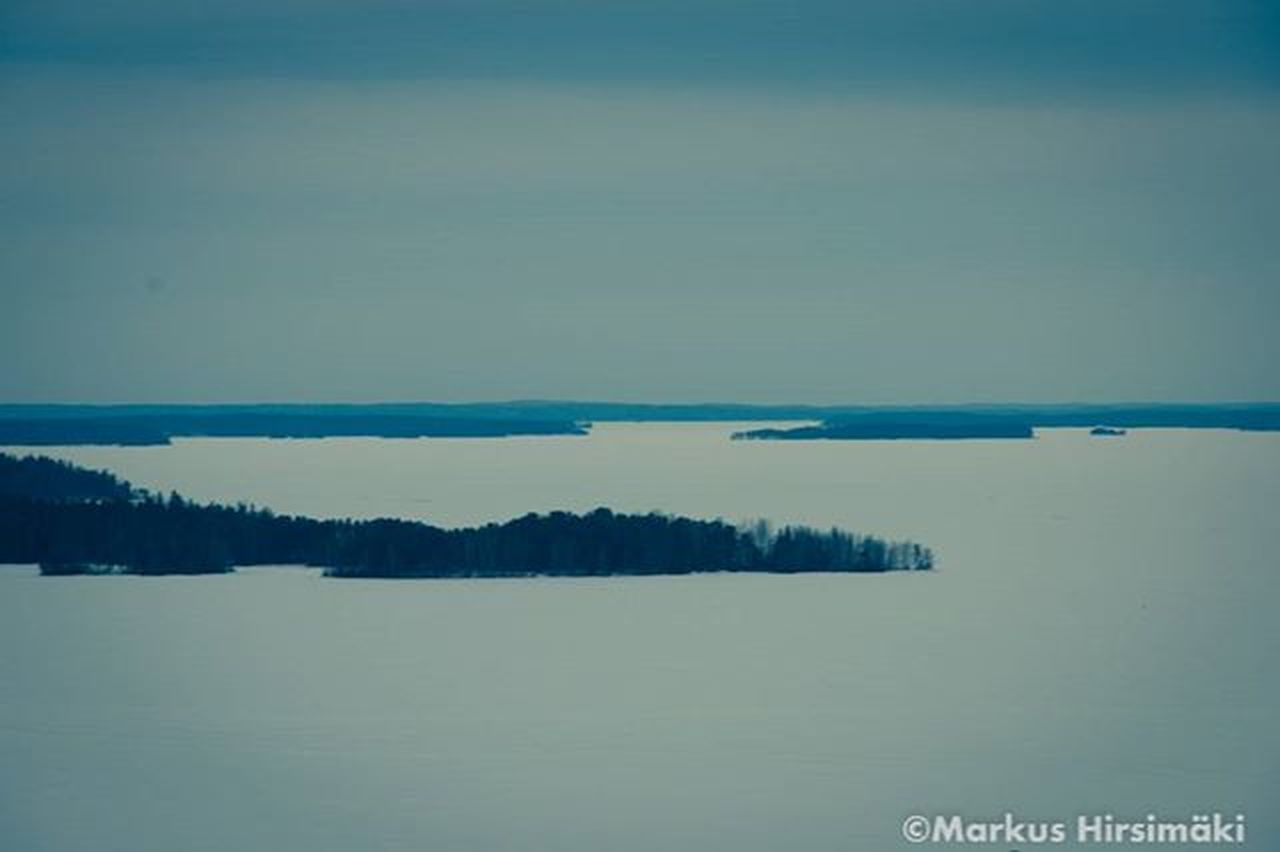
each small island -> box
[1089,426,1127,436]
[0,453,934,577]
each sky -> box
[3,1,1278,404]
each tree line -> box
[0,452,934,577]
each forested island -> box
[733,404,1280,441]
[734,416,1034,441]
[1,402,1277,445]
[0,453,933,577]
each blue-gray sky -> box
[3,1,1278,403]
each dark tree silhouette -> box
[0,453,134,502]
[0,453,933,577]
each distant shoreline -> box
[1,401,1276,445]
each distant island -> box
[0,402,1276,445]
[734,416,1034,441]
[1089,426,1127,436]
[732,403,1280,441]
[0,453,933,577]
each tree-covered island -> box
[0,453,934,577]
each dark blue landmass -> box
[731,404,1280,440]
[0,402,1276,445]
[0,407,587,445]
[734,417,1034,441]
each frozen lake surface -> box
[2,424,1278,850]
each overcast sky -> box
[3,1,1278,404]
